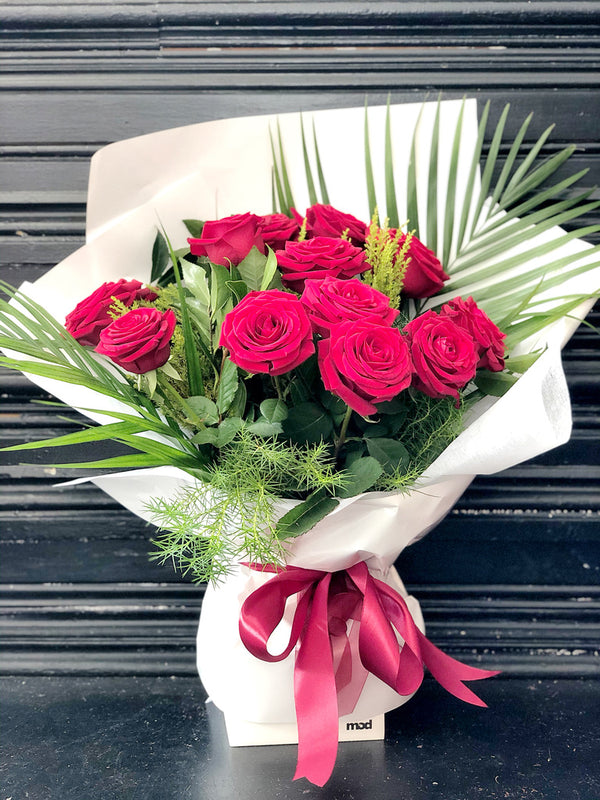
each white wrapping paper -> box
[9,99,600,734]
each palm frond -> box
[385,98,399,229]
[364,100,377,217]
[392,102,599,348]
[301,114,318,206]
[426,98,441,253]
[0,283,199,465]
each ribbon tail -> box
[292,574,339,787]
[418,632,501,707]
[359,566,500,707]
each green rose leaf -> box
[247,419,284,437]
[217,358,239,414]
[183,219,205,238]
[337,456,383,498]
[344,441,367,467]
[260,247,280,290]
[186,395,220,425]
[320,391,348,426]
[151,230,170,282]
[210,263,233,316]
[193,416,244,447]
[283,402,334,444]
[225,280,249,303]
[275,488,339,540]
[365,437,410,474]
[228,381,247,418]
[182,261,210,306]
[260,398,289,423]
[237,246,269,291]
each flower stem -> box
[334,405,353,461]
[273,374,284,401]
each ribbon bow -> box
[239,561,499,787]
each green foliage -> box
[270,123,295,214]
[283,402,335,445]
[374,393,464,491]
[149,429,344,582]
[151,229,170,283]
[337,456,383,498]
[275,488,339,539]
[237,247,270,291]
[183,219,205,238]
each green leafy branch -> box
[149,429,344,582]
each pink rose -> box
[403,310,478,402]
[318,320,413,416]
[301,276,399,338]
[188,213,265,267]
[64,279,158,347]
[258,213,300,251]
[294,204,367,246]
[219,290,314,375]
[391,232,449,298]
[95,307,176,374]
[276,237,369,292]
[440,296,506,372]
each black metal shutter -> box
[1,1,599,677]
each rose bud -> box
[403,310,478,402]
[219,290,314,375]
[318,320,413,417]
[276,237,369,292]
[391,232,449,298]
[258,213,300,251]
[301,276,399,338]
[440,296,506,372]
[95,307,177,374]
[188,212,265,267]
[294,204,367,246]
[64,279,158,347]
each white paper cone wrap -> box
[4,99,599,734]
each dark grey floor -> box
[1,676,598,800]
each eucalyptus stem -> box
[334,405,353,461]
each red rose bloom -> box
[188,212,265,267]
[301,276,399,338]
[440,296,506,372]
[258,213,300,251]
[296,204,367,246]
[403,310,478,402]
[391,232,449,298]
[64,279,158,347]
[219,290,314,375]
[95,307,176,374]
[276,237,369,292]
[318,320,413,416]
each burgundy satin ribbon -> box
[239,562,500,787]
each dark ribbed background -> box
[1,0,599,677]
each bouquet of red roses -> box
[1,98,598,786]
